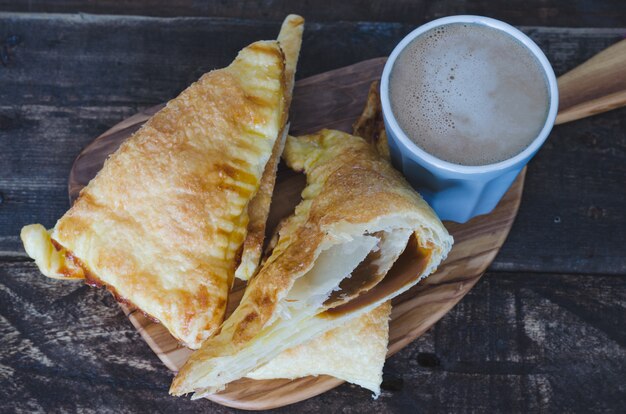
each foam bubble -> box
[389,23,550,166]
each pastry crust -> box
[21,37,289,349]
[235,14,304,281]
[170,129,452,396]
[352,80,390,160]
[247,301,391,397]
[243,95,398,396]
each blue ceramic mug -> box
[380,16,558,223]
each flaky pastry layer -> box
[171,130,452,396]
[22,37,289,349]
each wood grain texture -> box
[67,58,525,409]
[1,13,625,275]
[556,39,626,124]
[2,261,624,412]
[2,0,626,28]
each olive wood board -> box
[68,58,525,410]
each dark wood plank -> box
[1,261,624,412]
[2,0,626,28]
[381,271,626,413]
[0,13,624,275]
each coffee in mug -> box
[389,22,550,166]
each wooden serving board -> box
[68,58,525,410]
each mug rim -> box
[380,15,559,174]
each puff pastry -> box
[244,90,396,396]
[353,80,390,160]
[170,129,453,397]
[247,301,390,397]
[235,14,304,281]
[20,15,304,349]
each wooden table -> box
[1,2,625,413]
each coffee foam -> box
[389,23,550,166]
